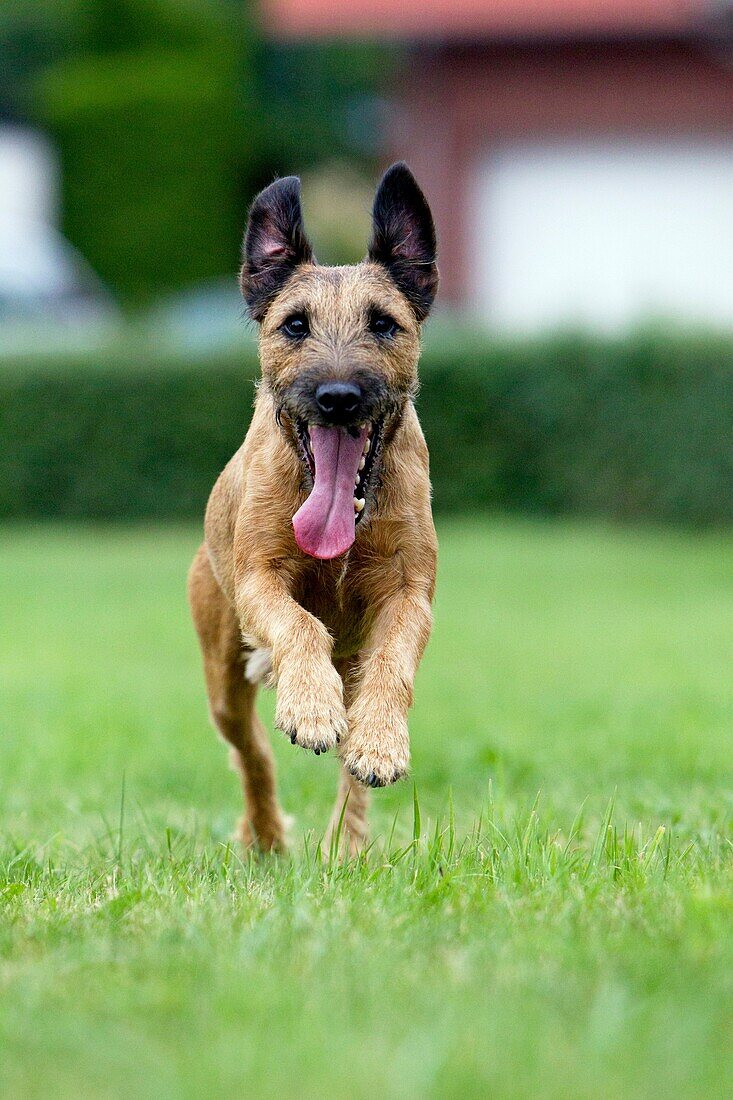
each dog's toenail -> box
[314,747,320,755]
[290,733,297,745]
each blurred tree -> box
[252,41,393,179]
[74,0,231,53]
[3,0,390,304]
[0,0,80,121]
[34,0,246,304]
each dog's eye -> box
[281,313,310,339]
[369,312,400,340]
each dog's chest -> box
[295,555,372,657]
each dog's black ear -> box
[368,162,438,322]
[240,176,314,322]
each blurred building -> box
[0,126,113,325]
[263,0,733,332]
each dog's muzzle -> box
[276,369,393,561]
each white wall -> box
[471,140,733,333]
[0,126,67,296]
[0,126,59,227]
[0,126,110,308]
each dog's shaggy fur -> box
[188,163,438,854]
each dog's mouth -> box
[291,419,383,560]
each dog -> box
[188,163,438,855]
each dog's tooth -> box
[358,456,366,471]
[354,497,365,512]
[363,438,370,455]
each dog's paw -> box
[280,713,345,755]
[275,660,347,755]
[235,812,292,855]
[321,821,368,861]
[342,705,410,787]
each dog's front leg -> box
[343,584,433,787]
[237,569,347,754]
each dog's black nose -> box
[315,382,362,424]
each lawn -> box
[1,518,731,1099]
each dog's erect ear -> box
[240,176,314,322]
[368,162,438,322]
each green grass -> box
[1,518,731,1099]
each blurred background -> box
[2,10,732,1093]
[1,0,732,524]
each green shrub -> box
[420,329,733,524]
[1,331,731,523]
[28,2,386,307]
[37,43,240,304]
[0,347,257,519]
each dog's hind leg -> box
[188,544,288,852]
[324,766,370,858]
[323,658,370,858]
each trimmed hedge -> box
[1,331,732,523]
[420,329,733,524]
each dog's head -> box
[240,163,438,561]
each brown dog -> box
[188,163,438,854]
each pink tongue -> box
[293,425,368,559]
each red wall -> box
[391,40,733,305]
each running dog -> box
[188,163,438,854]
